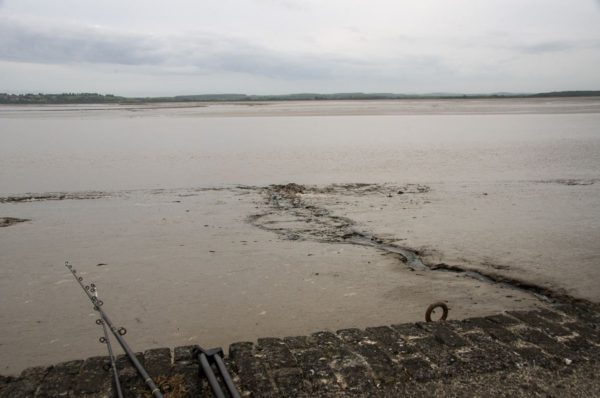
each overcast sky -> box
[1,0,600,96]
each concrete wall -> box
[2,301,600,397]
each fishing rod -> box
[93,287,124,398]
[193,347,241,398]
[65,262,163,398]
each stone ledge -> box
[2,302,600,397]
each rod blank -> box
[97,308,124,398]
[66,262,163,398]
[195,347,241,398]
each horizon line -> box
[2,89,600,98]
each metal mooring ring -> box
[425,302,449,322]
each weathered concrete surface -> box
[2,301,600,397]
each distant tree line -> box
[1,91,599,104]
[0,93,127,104]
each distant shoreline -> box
[1,90,600,105]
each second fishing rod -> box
[65,262,164,398]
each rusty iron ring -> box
[425,302,449,322]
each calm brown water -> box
[1,98,599,194]
[1,98,599,375]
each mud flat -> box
[0,192,109,203]
[1,182,595,375]
[1,98,598,375]
[0,217,30,227]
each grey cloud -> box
[206,51,332,79]
[515,39,600,55]
[518,41,576,54]
[0,14,461,87]
[252,0,309,11]
[0,17,164,65]
[0,16,332,79]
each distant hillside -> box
[1,91,599,104]
[527,91,600,98]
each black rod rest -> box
[193,347,241,398]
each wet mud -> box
[1,182,587,307]
[1,183,593,374]
[0,217,30,227]
[0,191,110,203]
[249,183,583,306]
[537,178,598,186]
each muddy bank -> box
[0,217,30,227]
[0,185,550,375]
[0,191,110,203]
[536,178,598,186]
[255,180,600,303]
[249,183,589,306]
[1,180,598,375]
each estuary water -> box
[1,98,599,374]
[1,98,599,194]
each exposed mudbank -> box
[537,178,598,186]
[0,186,256,204]
[0,217,30,227]
[0,191,110,203]
[4,185,548,375]
[1,183,590,306]
[249,183,584,306]
[1,183,591,308]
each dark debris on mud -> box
[251,182,431,242]
[313,182,431,195]
[0,217,30,227]
[248,182,588,308]
[0,192,110,203]
[537,178,598,186]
